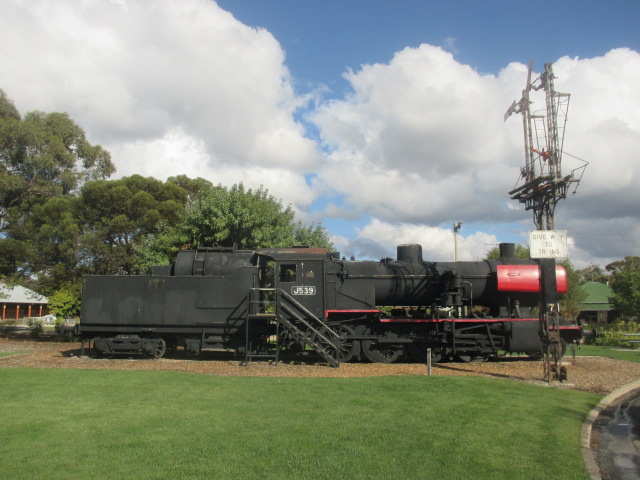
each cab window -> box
[279,264,297,283]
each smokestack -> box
[499,243,516,260]
[397,244,423,263]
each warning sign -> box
[529,230,568,259]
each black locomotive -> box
[78,243,582,365]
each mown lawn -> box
[0,351,22,357]
[0,368,598,480]
[573,344,640,363]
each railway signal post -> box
[506,60,586,382]
[530,230,569,382]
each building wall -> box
[1,303,50,321]
[578,309,609,324]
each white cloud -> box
[1,1,639,268]
[311,45,524,226]
[312,46,640,267]
[0,0,322,182]
[332,218,501,262]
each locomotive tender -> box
[79,242,582,365]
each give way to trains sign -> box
[529,230,568,259]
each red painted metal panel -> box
[497,265,567,293]
[556,266,568,293]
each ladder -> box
[244,288,341,367]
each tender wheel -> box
[456,354,472,363]
[334,325,358,363]
[153,338,167,359]
[361,328,404,363]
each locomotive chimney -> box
[499,243,516,260]
[396,244,423,264]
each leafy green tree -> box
[484,244,530,260]
[0,89,20,120]
[48,284,82,319]
[136,183,333,271]
[557,259,587,321]
[0,238,28,277]
[0,89,115,288]
[293,222,333,250]
[78,175,187,275]
[7,174,189,297]
[606,256,640,321]
[26,196,83,293]
[167,174,213,200]
[180,183,296,249]
[0,89,114,228]
[577,265,609,285]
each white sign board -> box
[529,230,568,259]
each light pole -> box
[453,222,462,261]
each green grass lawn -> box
[573,344,640,363]
[0,368,598,480]
[0,351,22,357]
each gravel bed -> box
[2,336,639,396]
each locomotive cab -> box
[260,248,327,320]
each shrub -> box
[0,320,17,333]
[26,318,44,337]
[585,320,640,348]
[48,287,81,319]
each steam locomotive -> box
[78,243,582,365]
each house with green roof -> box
[578,281,616,324]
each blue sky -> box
[217,0,640,89]
[1,0,639,266]
[215,0,640,256]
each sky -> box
[1,0,639,268]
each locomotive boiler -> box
[78,243,581,365]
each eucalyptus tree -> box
[0,89,114,229]
[0,89,114,285]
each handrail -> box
[245,287,341,367]
[277,290,338,337]
[279,303,337,349]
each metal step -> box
[244,288,341,368]
[276,315,339,368]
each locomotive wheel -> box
[334,325,358,363]
[408,345,443,363]
[152,338,167,359]
[456,355,472,363]
[361,328,404,363]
